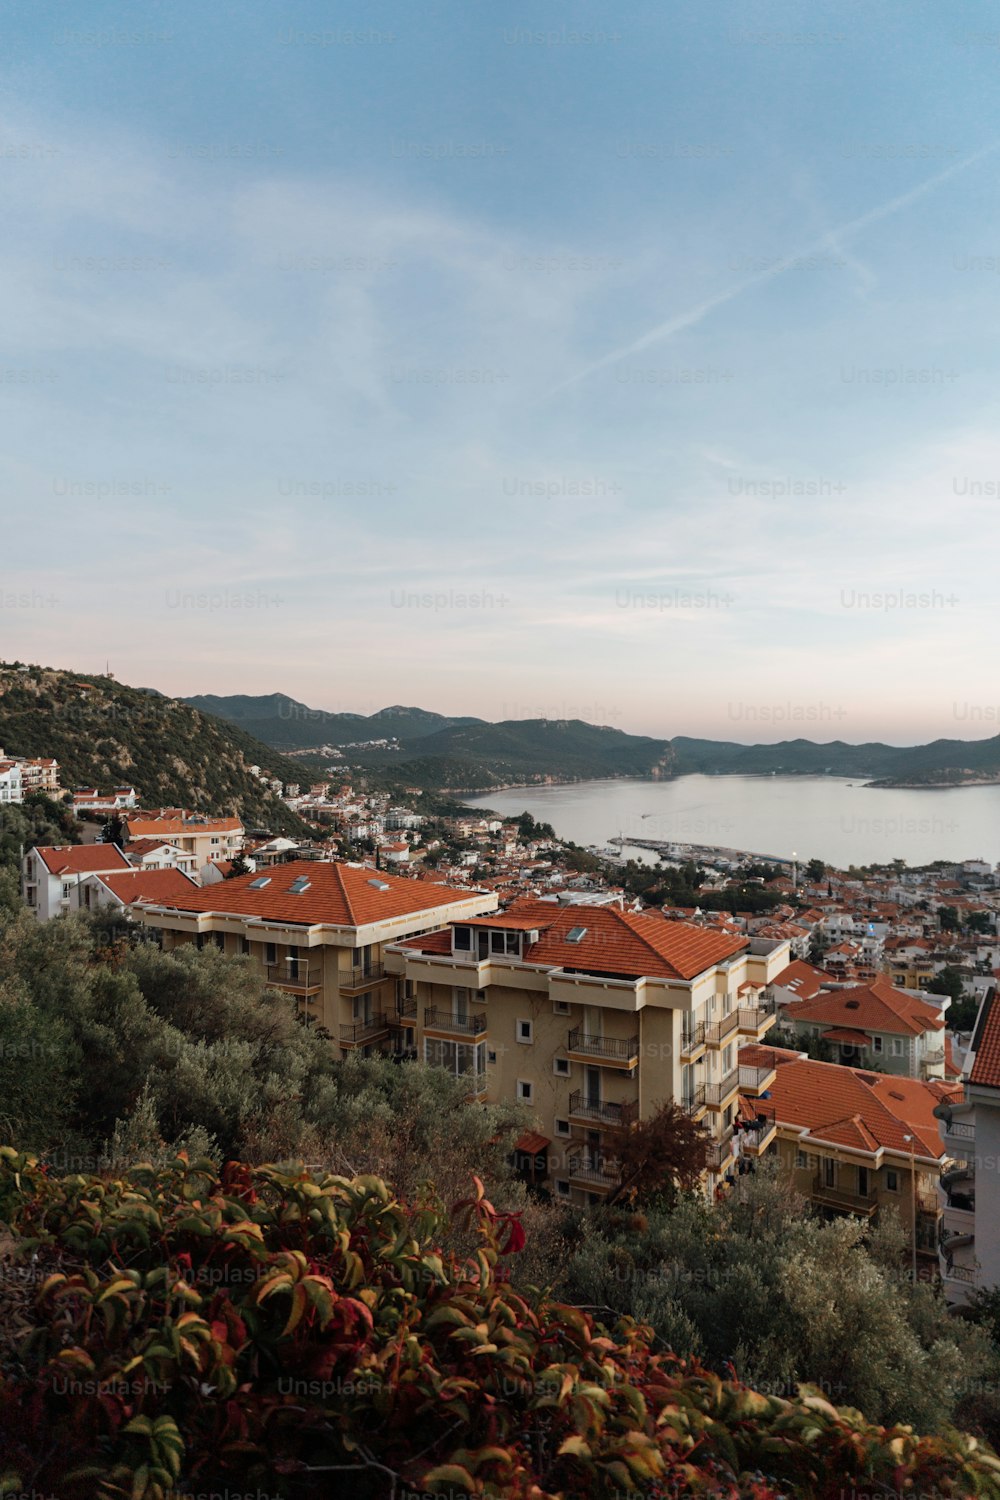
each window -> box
[565,926,588,943]
[453,926,472,951]
[555,1118,570,1137]
[62,881,73,899]
[555,1180,570,1197]
[872,1035,883,1053]
[795,1150,807,1169]
[517,1019,533,1044]
[213,932,225,951]
[886,1169,899,1192]
[424,1037,486,1080]
[554,1057,570,1077]
[265,942,277,966]
[553,1000,571,1016]
[490,930,507,954]
[487,1049,497,1065]
[517,1079,533,1103]
[241,936,251,955]
[891,1038,904,1056]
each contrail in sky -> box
[546,141,1000,396]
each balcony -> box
[339,1013,390,1046]
[423,1007,487,1039]
[704,1069,740,1109]
[568,1091,638,1129]
[681,1085,707,1116]
[738,1103,777,1155]
[738,1063,776,1095]
[394,995,417,1021]
[811,1173,879,1217]
[923,1045,946,1067]
[737,1004,776,1038]
[568,1156,620,1192]
[940,1165,975,1214]
[680,1021,706,1059]
[705,1130,735,1172]
[341,961,387,993]
[566,1029,639,1069]
[265,961,322,996]
[705,1010,739,1047]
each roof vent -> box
[845,999,860,1009]
[248,876,271,889]
[889,1090,905,1101]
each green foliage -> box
[1,1152,999,1500]
[564,1165,998,1436]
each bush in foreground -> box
[0,1149,998,1499]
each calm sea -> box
[462,775,1000,869]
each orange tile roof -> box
[150,859,489,928]
[771,959,834,1000]
[788,976,944,1037]
[127,815,243,837]
[96,869,200,904]
[35,844,132,877]
[766,1055,959,1159]
[401,899,749,981]
[969,991,1000,1089]
[821,1027,871,1045]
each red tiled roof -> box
[150,859,490,928]
[515,1131,551,1155]
[35,844,132,877]
[95,869,199,904]
[788,976,944,1037]
[401,898,749,980]
[771,959,834,1000]
[766,1055,959,1159]
[969,991,1000,1089]
[127,815,243,837]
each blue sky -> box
[3,0,1000,742]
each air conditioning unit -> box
[527,929,540,944]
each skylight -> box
[565,926,588,943]
[368,879,390,891]
[289,876,311,893]
[248,876,271,889]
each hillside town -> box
[5,741,999,1319]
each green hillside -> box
[0,663,308,834]
[183,692,483,749]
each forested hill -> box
[0,663,307,833]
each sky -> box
[3,0,1000,745]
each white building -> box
[935,988,1000,1307]
[22,844,133,921]
[0,760,24,804]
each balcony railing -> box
[424,1007,487,1037]
[680,1021,706,1056]
[568,1092,638,1128]
[567,1029,639,1063]
[738,1064,775,1092]
[737,1005,774,1034]
[393,995,417,1020]
[705,1069,740,1108]
[948,1120,976,1141]
[341,961,386,991]
[944,1263,977,1285]
[265,962,320,993]
[923,1046,946,1066]
[705,1011,739,1046]
[705,1131,735,1171]
[339,1013,389,1044]
[568,1157,620,1189]
[811,1173,879,1215]
[681,1085,706,1115]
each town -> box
[4,737,997,1317]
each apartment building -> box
[384,899,791,1206]
[138,859,497,1044]
[934,989,1000,1307]
[15,758,59,796]
[777,976,948,1080]
[73,787,138,814]
[124,838,199,879]
[747,1043,958,1267]
[0,761,23,804]
[22,844,132,920]
[125,812,244,867]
